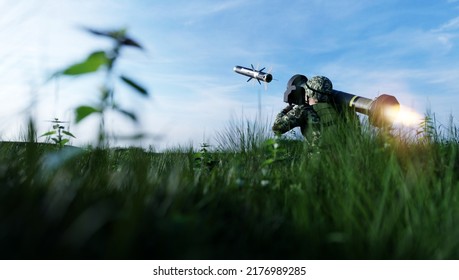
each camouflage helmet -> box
[305,76,333,102]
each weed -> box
[53,27,149,147]
[193,143,218,172]
[40,118,75,148]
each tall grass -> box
[1,113,459,259]
[214,113,273,152]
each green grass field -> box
[1,117,459,259]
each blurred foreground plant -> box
[40,118,75,148]
[53,27,149,147]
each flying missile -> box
[233,64,273,84]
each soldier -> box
[272,76,358,153]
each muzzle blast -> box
[283,74,400,128]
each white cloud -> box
[429,16,459,51]
[200,1,248,16]
[141,0,249,25]
[433,16,459,32]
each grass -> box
[1,116,459,260]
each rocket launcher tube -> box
[331,90,400,127]
[282,75,400,127]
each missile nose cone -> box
[233,66,243,72]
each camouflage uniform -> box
[272,76,345,154]
[272,104,322,150]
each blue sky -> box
[1,0,459,149]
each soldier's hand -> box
[282,104,294,114]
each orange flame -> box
[385,105,423,127]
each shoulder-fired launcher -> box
[283,74,400,128]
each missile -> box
[233,65,273,84]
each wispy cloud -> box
[142,0,249,25]
[197,0,248,16]
[433,16,459,32]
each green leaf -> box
[120,75,149,96]
[75,106,100,123]
[262,158,275,166]
[114,133,146,140]
[121,38,143,49]
[40,131,56,137]
[61,51,109,76]
[84,28,143,49]
[115,107,138,123]
[86,27,127,41]
[60,139,70,146]
[62,130,76,138]
[193,152,203,159]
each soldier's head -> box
[305,76,333,102]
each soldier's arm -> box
[272,105,307,135]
